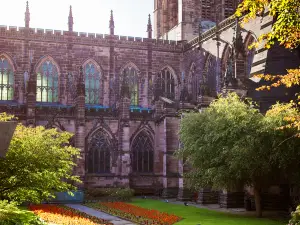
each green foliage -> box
[85,188,135,201]
[0,200,45,225]
[0,118,81,204]
[289,205,300,225]
[235,0,300,137]
[235,0,300,49]
[177,93,300,191]
[0,113,15,122]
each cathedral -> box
[0,0,299,209]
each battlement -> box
[0,25,183,50]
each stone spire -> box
[147,14,153,39]
[109,10,115,35]
[68,5,74,32]
[25,1,30,28]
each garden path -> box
[66,204,136,225]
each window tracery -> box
[87,129,112,173]
[122,67,138,106]
[84,61,101,104]
[131,131,154,173]
[36,59,59,102]
[157,67,175,99]
[0,56,14,101]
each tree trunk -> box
[253,185,262,217]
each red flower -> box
[29,204,113,225]
[86,202,182,225]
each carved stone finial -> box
[68,5,74,32]
[147,14,153,39]
[109,10,115,35]
[25,1,30,28]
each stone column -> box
[118,96,131,187]
[108,41,115,106]
[146,38,153,107]
[160,117,168,198]
[153,99,167,196]
[74,67,85,186]
[26,64,36,127]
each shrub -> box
[289,205,300,225]
[85,188,134,201]
[0,200,45,225]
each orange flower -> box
[29,204,112,225]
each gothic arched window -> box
[201,55,216,96]
[36,59,59,102]
[0,56,14,101]
[84,61,101,104]
[87,129,112,173]
[122,67,138,106]
[131,131,153,173]
[157,67,175,100]
[188,63,198,101]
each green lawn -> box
[130,199,286,225]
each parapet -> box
[184,16,237,51]
[0,25,183,51]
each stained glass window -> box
[36,60,59,102]
[131,131,153,173]
[157,68,175,99]
[87,129,111,173]
[84,62,101,104]
[0,56,14,101]
[122,67,138,106]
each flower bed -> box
[85,202,182,225]
[29,204,113,225]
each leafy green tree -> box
[0,113,81,204]
[176,93,300,217]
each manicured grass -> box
[130,199,286,225]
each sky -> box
[0,0,153,37]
